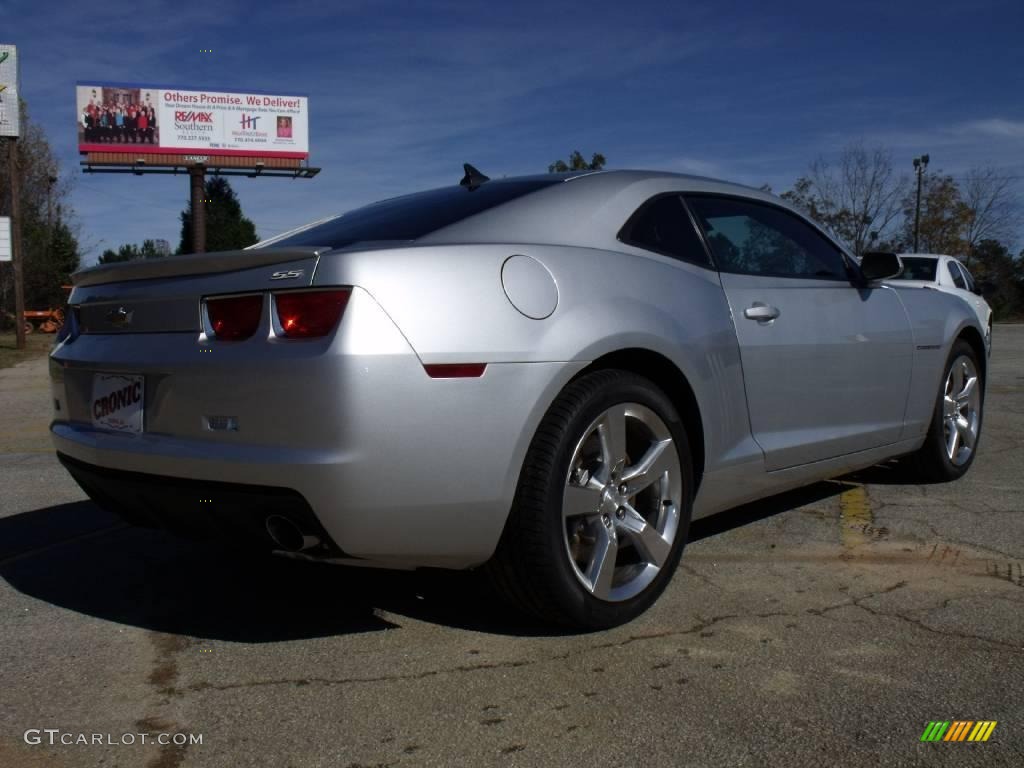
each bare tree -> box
[0,100,81,316]
[960,168,1020,265]
[782,143,908,255]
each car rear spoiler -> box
[71,247,322,288]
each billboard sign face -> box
[0,44,19,138]
[76,82,309,159]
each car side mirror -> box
[860,252,903,282]
[975,279,995,298]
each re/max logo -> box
[239,114,260,129]
[174,111,214,122]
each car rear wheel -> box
[904,339,983,482]
[487,370,693,629]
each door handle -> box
[743,303,780,322]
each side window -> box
[947,261,967,290]
[685,195,848,279]
[619,194,712,267]
[957,263,975,292]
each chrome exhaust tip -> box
[265,515,321,552]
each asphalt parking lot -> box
[1,327,1022,768]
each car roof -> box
[417,169,800,251]
[560,168,770,196]
[445,168,770,196]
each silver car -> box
[50,169,987,628]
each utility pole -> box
[912,154,929,253]
[7,137,25,348]
[0,43,23,348]
[43,169,56,271]
[46,170,56,226]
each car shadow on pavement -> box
[0,477,883,640]
[838,458,938,485]
[689,480,854,541]
[0,500,562,639]
[0,501,404,641]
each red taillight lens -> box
[274,290,351,338]
[206,294,263,340]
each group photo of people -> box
[77,86,159,146]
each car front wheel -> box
[904,338,984,482]
[488,370,693,630]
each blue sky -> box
[7,0,1024,262]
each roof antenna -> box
[460,163,490,190]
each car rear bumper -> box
[57,451,347,557]
[50,288,585,569]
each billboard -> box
[76,82,309,159]
[0,44,19,138]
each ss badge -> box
[270,269,305,281]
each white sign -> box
[91,373,145,434]
[76,82,309,159]
[0,44,19,138]
[0,215,10,264]
[0,216,10,261]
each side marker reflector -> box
[424,363,487,379]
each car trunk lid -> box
[70,247,321,334]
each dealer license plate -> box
[91,373,144,434]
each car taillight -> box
[206,294,264,340]
[273,289,351,338]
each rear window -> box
[265,179,560,249]
[893,257,938,281]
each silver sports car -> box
[50,168,987,628]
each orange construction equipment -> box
[22,307,65,333]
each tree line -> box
[773,144,1022,319]
[0,103,80,318]
[97,176,257,264]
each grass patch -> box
[0,332,54,371]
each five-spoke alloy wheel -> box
[941,354,981,466]
[488,370,693,630]
[905,338,984,482]
[562,403,682,602]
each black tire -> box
[486,370,694,630]
[903,339,984,482]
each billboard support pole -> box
[6,137,25,349]
[190,166,206,254]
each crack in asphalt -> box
[165,613,761,696]
[679,563,718,588]
[180,657,540,694]
[808,581,1023,652]
[166,581,1020,698]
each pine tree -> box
[178,177,258,254]
[98,239,166,264]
